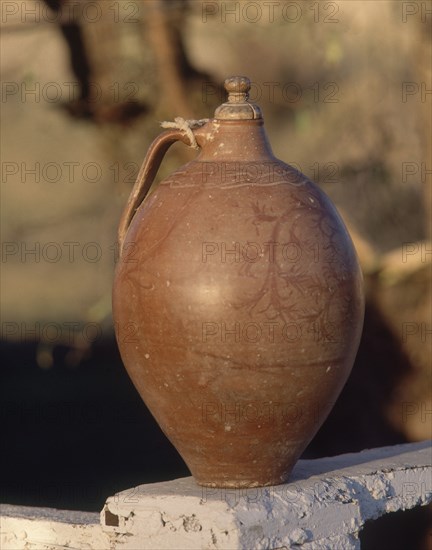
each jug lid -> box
[214,76,262,120]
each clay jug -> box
[113,76,364,488]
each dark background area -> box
[1,306,430,548]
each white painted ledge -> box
[1,441,431,550]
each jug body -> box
[113,78,364,487]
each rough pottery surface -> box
[112,76,365,487]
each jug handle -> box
[117,128,196,255]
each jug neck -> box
[194,119,276,163]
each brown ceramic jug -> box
[113,76,364,488]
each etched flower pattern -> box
[232,190,353,338]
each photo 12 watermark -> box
[401,82,431,103]
[202,240,341,264]
[1,240,139,265]
[1,321,104,344]
[1,1,141,24]
[2,400,142,425]
[401,162,431,184]
[1,320,138,344]
[1,81,139,104]
[202,320,340,344]
[401,322,431,343]
[401,401,431,424]
[1,160,139,184]
[197,161,340,186]
[401,242,431,263]
[202,400,302,426]
[2,241,109,264]
[202,80,340,105]
[201,2,340,24]
[401,2,431,22]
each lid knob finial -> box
[224,76,251,101]
[214,75,262,120]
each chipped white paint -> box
[0,506,107,550]
[1,441,430,550]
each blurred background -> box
[1,0,431,546]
